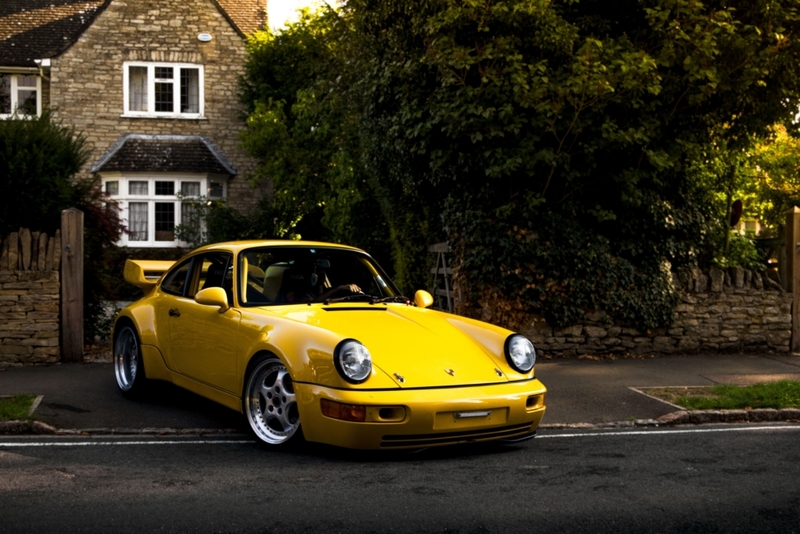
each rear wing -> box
[124,260,175,292]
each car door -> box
[154,256,195,368]
[167,251,241,394]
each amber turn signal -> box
[321,398,367,422]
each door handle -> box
[169,308,181,317]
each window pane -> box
[198,254,233,301]
[155,81,174,112]
[180,68,199,113]
[155,181,175,195]
[129,202,148,241]
[17,89,37,115]
[129,66,148,112]
[155,67,173,79]
[155,202,175,241]
[129,181,148,195]
[181,181,200,196]
[162,259,192,296]
[17,76,37,88]
[181,202,201,231]
[0,74,10,114]
[105,181,119,195]
[208,182,223,198]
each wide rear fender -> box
[114,303,160,348]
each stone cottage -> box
[1,0,269,248]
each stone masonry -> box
[520,267,793,357]
[48,0,268,213]
[0,230,61,368]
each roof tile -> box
[1,1,265,68]
[91,134,237,175]
[214,0,266,36]
[0,0,107,67]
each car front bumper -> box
[296,378,547,449]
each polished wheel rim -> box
[245,359,299,444]
[114,326,138,391]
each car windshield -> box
[237,246,401,306]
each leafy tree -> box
[239,10,392,268]
[0,111,89,234]
[740,124,800,232]
[240,0,800,328]
[342,0,800,326]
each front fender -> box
[236,318,398,393]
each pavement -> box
[1,352,800,435]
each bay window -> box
[103,175,226,247]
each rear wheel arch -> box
[113,318,148,395]
[113,316,136,341]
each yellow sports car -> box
[113,241,546,449]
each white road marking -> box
[0,425,797,448]
[539,424,800,439]
[0,439,255,448]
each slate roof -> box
[0,0,108,68]
[90,134,237,175]
[0,0,266,68]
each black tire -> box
[113,323,148,396]
[243,355,303,446]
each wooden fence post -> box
[61,208,84,363]
[787,207,800,352]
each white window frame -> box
[0,72,42,118]
[102,173,227,248]
[121,62,205,119]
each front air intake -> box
[380,423,533,448]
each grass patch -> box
[0,395,37,421]
[643,381,800,410]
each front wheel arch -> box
[242,353,303,447]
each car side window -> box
[161,259,192,296]
[187,252,233,301]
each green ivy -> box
[445,201,678,331]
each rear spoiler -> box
[124,260,175,292]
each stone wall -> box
[0,230,61,368]
[48,0,268,213]
[520,267,792,357]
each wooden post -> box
[61,208,84,363]
[787,207,800,352]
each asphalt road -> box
[2,424,799,533]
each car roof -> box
[191,240,366,255]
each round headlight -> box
[504,334,536,373]
[334,339,372,383]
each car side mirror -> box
[414,290,434,309]
[195,287,230,313]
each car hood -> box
[263,303,508,388]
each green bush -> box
[446,202,677,330]
[713,233,766,271]
[0,112,123,342]
[0,111,88,234]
